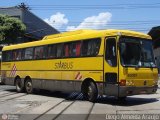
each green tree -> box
[0,14,26,44]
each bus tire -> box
[83,81,98,102]
[15,77,24,93]
[25,79,33,94]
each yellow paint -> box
[1,29,158,89]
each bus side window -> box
[64,43,69,57]
[24,48,34,60]
[34,46,44,59]
[56,44,63,58]
[94,39,101,55]
[70,41,82,57]
[16,50,22,60]
[48,44,56,58]
[13,50,22,61]
[4,51,12,62]
[75,41,81,56]
[12,50,17,61]
[2,51,6,62]
[105,38,117,67]
[21,49,25,60]
[82,38,101,56]
[64,41,81,58]
[81,40,89,56]
[87,40,100,56]
[43,46,48,59]
[69,42,76,57]
[2,51,11,62]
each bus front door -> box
[104,37,119,97]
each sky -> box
[0,0,160,33]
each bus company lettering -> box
[55,61,73,69]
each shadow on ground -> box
[96,96,158,106]
[4,86,159,106]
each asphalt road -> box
[0,85,160,120]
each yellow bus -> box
[1,29,158,102]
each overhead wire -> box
[29,3,160,10]
[25,3,160,33]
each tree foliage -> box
[0,14,26,44]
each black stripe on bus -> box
[6,77,105,83]
[2,55,103,62]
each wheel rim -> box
[26,81,32,93]
[87,85,93,99]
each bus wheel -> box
[15,78,24,93]
[25,79,33,94]
[83,82,98,102]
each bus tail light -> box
[120,79,126,86]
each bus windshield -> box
[120,37,156,68]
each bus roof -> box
[3,29,151,51]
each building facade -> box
[0,5,59,43]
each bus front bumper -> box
[104,84,158,97]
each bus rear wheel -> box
[25,79,33,94]
[82,81,98,102]
[15,78,24,93]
